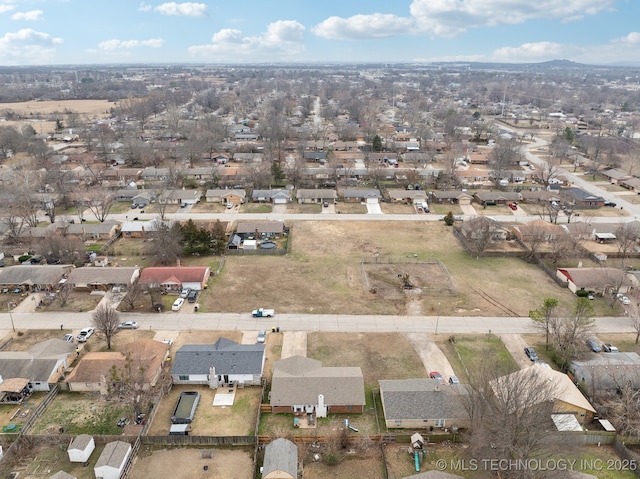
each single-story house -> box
[141,168,169,182]
[304,151,327,162]
[205,189,246,205]
[571,352,640,397]
[262,438,298,479]
[491,364,595,424]
[235,221,284,239]
[65,339,169,394]
[386,189,428,204]
[132,190,156,207]
[0,264,74,293]
[251,189,291,204]
[556,267,632,296]
[94,441,131,479]
[619,176,640,192]
[66,267,139,292]
[473,191,522,206]
[459,217,508,242]
[115,189,138,202]
[296,189,338,204]
[0,339,77,392]
[170,338,265,388]
[138,266,210,293]
[379,378,470,430]
[341,189,381,202]
[120,220,171,238]
[561,187,605,209]
[600,168,631,184]
[63,221,121,241]
[270,355,365,418]
[430,191,473,205]
[158,189,201,205]
[512,219,566,242]
[67,434,95,463]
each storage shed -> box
[94,441,131,479]
[67,434,95,463]
[262,438,297,479]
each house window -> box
[178,375,189,381]
[434,419,445,427]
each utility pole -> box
[7,303,15,332]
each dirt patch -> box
[130,446,254,479]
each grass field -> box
[206,221,578,317]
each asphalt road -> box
[2,311,636,335]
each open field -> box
[209,221,578,317]
[0,99,114,133]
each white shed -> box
[67,434,95,463]
[243,240,257,250]
[94,441,131,479]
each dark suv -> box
[187,290,198,303]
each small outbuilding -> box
[67,434,95,463]
[94,441,131,479]
[262,438,298,479]
[50,471,77,479]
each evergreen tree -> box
[372,135,383,152]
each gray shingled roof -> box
[0,339,75,382]
[95,441,131,469]
[270,355,365,407]
[67,267,138,286]
[379,379,469,421]
[262,438,297,478]
[0,265,72,287]
[69,434,94,451]
[171,338,265,376]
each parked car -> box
[508,202,518,210]
[448,375,460,385]
[602,343,619,353]
[62,334,74,343]
[620,296,631,305]
[187,290,198,303]
[604,201,617,207]
[524,347,538,361]
[226,202,233,209]
[179,288,190,299]
[118,321,139,329]
[586,339,601,352]
[429,371,444,384]
[257,330,267,343]
[323,201,329,207]
[172,298,185,311]
[77,327,94,343]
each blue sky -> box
[0,0,638,66]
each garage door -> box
[366,198,379,204]
[273,198,288,204]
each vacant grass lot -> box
[208,221,577,317]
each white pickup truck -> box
[252,308,274,318]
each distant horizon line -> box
[1,59,639,69]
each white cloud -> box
[11,10,43,21]
[0,4,15,15]
[312,13,414,40]
[613,32,640,45]
[98,38,165,51]
[154,2,207,17]
[312,0,614,40]
[138,2,152,12]
[492,42,578,62]
[0,28,63,65]
[189,20,305,61]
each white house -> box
[94,441,131,479]
[67,434,95,463]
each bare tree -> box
[86,188,116,222]
[91,303,120,349]
[121,282,144,311]
[57,282,72,307]
[489,138,524,187]
[616,222,640,269]
[464,216,497,253]
[466,357,568,478]
[529,298,559,351]
[144,220,183,265]
[549,298,595,368]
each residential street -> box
[1,310,635,335]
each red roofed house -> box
[138,266,210,293]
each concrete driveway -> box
[500,333,535,369]
[405,332,456,381]
[459,203,477,216]
[366,200,383,214]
